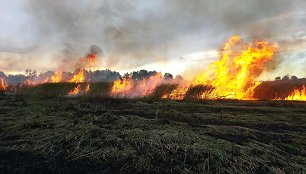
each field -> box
[0,94,305,173]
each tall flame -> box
[285,86,306,101]
[163,35,276,100]
[68,53,97,84]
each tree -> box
[163,73,173,80]
[290,76,298,80]
[281,75,290,81]
[25,69,37,77]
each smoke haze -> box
[0,0,306,78]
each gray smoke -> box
[1,0,306,77]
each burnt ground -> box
[0,95,305,173]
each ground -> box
[0,95,305,173]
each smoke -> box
[1,0,305,75]
[73,45,103,71]
[166,0,304,38]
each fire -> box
[40,52,97,95]
[137,72,163,96]
[68,84,91,96]
[68,53,97,84]
[0,78,8,91]
[85,84,90,93]
[76,53,98,70]
[50,68,63,83]
[69,69,85,83]
[5,36,301,102]
[163,35,276,100]
[285,86,306,101]
[68,84,82,95]
[86,53,97,68]
[161,85,189,100]
[111,73,163,98]
[193,35,276,99]
[111,76,135,97]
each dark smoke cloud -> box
[1,0,305,75]
[89,45,103,56]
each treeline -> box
[274,75,306,81]
[0,69,177,85]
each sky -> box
[0,0,306,79]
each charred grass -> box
[0,95,305,173]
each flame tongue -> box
[51,68,63,83]
[68,53,97,83]
[111,73,163,98]
[111,76,134,97]
[84,84,90,93]
[162,35,277,100]
[69,69,85,83]
[68,84,82,95]
[50,67,63,83]
[285,86,306,101]
[161,84,189,100]
[0,78,8,91]
[193,35,276,100]
[68,84,91,96]
[76,53,98,70]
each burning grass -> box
[285,86,306,101]
[0,78,8,94]
[0,95,305,173]
[14,80,306,102]
[2,35,306,101]
[162,35,277,100]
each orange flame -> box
[76,53,98,70]
[68,84,82,95]
[163,35,276,100]
[111,73,163,98]
[68,84,91,96]
[285,86,306,101]
[161,85,189,100]
[84,84,90,93]
[69,69,85,83]
[50,67,63,83]
[0,78,8,91]
[111,76,134,97]
[86,53,97,68]
[137,72,163,96]
[68,53,97,83]
[193,35,276,100]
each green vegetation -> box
[0,94,305,173]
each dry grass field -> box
[0,92,305,173]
